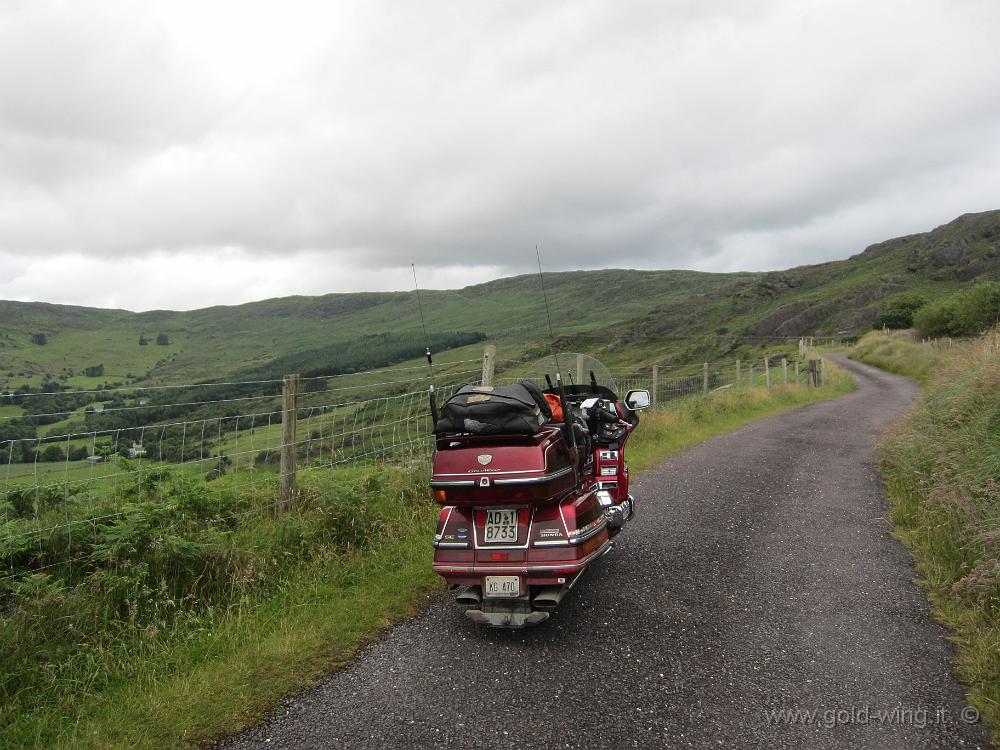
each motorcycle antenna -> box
[535,247,577,456]
[535,247,560,371]
[412,264,438,424]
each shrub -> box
[39,445,65,462]
[872,293,926,329]
[913,282,1000,337]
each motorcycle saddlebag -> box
[434,380,551,436]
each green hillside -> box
[0,270,750,391]
[1,209,998,393]
[584,209,1000,368]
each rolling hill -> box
[0,270,751,390]
[574,209,1000,368]
[1,209,998,392]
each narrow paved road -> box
[220,356,992,749]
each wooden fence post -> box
[279,373,299,511]
[820,358,828,386]
[576,354,585,388]
[651,365,659,407]
[782,358,788,384]
[764,357,771,389]
[702,362,709,397]
[481,345,496,387]
[735,359,741,389]
[749,364,754,387]
[794,361,800,384]
[807,359,820,387]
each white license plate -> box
[483,509,518,544]
[484,575,520,598]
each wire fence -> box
[0,349,829,585]
[0,358,486,585]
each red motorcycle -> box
[430,354,650,628]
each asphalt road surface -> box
[220,356,992,749]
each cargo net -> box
[522,353,617,397]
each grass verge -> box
[1,362,854,749]
[853,329,1000,744]
[850,330,943,384]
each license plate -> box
[483,509,518,544]
[484,575,520,598]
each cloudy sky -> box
[2,0,999,311]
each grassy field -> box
[0,360,854,749]
[852,329,1000,744]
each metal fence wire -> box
[1,350,826,584]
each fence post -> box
[576,354,585,387]
[794,361,800,384]
[735,359,741,389]
[782,358,788,384]
[807,359,819,387]
[702,362,709,397]
[651,365,659,407]
[481,344,496,387]
[279,373,299,511]
[820,358,828,386]
[764,357,771,389]
[749,364,754,387]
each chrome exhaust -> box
[605,495,634,530]
[455,586,482,607]
[532,586,567,611]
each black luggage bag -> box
[434,380,552,436]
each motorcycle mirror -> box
[624,389,651,411]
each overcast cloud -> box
[1,0,999,310]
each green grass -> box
[850,330,943,384]
[852,328,1000,744]
[0,360,855,749]
[0,465,442,748]
[36,498,440,749]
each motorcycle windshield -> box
[524,353,618,399]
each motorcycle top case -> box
[431,426,576,506]
[434,381,551,437]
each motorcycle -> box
[430,353,650,628]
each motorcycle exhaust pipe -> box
[606,505,626,530]
[455,586,482,607]
[532,586,567,611]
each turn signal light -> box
[490,552,509,561]
[433,490,448,504]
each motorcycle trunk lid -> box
[430,426,575,506]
